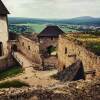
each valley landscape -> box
[8,17,100,56]
[0,0,100,100]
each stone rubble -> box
[0,78,100,100]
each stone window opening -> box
[28,46,31,50]
[65,47,67,54]
[0,42,3,56]
[63,65,66,70]
[22,42,24,46]
[92,71,96,77]
[51,37,53,40]
[11,44,17,52]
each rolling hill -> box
[8,16,100,26]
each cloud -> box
[1,0,100,18]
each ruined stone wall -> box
[39,37,58,52]
[0,55,16,71]
[18,35,42,65]
[0,15,15,71]
[0,15,9,56]
[0,78,100,100]
[58,35,100,76]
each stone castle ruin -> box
[10,26,64,70]
[0,0,9,56]
[0,0,100,81]
[58,35,100,80]
[38,26,64,55]
[38,26,64,69]
[0,0,15,71]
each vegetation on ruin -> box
[0,66,23,80]
[85,42,100,56]
[67,34,100,56]
[0,80,29,88]
[47,46,56,55]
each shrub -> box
[0,80,29,88]
[0,66,23,80]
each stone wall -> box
[0,15,15,71]
[58,35,100,76]
[39,37,58,53]
[18,35,42,65]
[0,15,9,56]
[56,60,85,81]
[0,55,16,71]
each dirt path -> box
[0,52,60,87]
[0,67,59,87]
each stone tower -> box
[0,0,9,56]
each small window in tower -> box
[65,47,67,54]
[28,46,30,50]
[22,42,24,46]
[51,37,53,40]
[0,42,3,56]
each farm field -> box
[9,24,78,34]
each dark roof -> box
[38,26,64,37]
[0,0,9,15]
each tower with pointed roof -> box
[38,25,65,55]
[0,0,9,56]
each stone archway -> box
[46,45,56,55]
[0,42,3,56]
[11,44,17,52]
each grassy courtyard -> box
[0,66,23,80]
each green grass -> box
[86,43,100,56]
[59,26,79,33]
[0,66,23,80]
[68,34,100,56]
[0,80,29,88]
[13,23,46,33]
[9,23,79,34]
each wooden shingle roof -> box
[0,0,9,15]
[38,26,64,37]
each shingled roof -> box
[0,0,9,15]
[38,26,64,37]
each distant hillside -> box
[8,16,100,26]
[66,16,100,25]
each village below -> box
[0,0,100,100]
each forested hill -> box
[8,16,100,26]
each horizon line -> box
[8,16,100,20]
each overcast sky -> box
[2,0,100,19]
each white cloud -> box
[1,0,100,19]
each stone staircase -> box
[12,52,40,69]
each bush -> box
[86,43,100,56]
[0,66,23,80]
[47,46,56,55]
[0,80,29,88]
